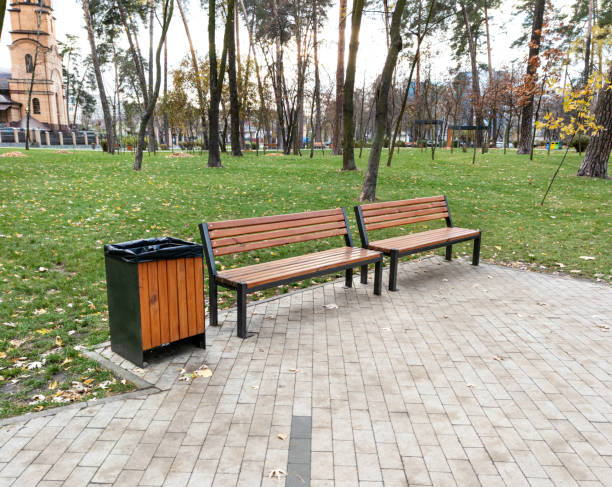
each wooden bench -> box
[199,209,383,338]
[354,196,481,291]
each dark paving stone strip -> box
[287,416,312,486]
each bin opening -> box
[104,237,203,263]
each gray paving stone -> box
[0,258,609,486]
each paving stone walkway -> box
[1,256,612,486]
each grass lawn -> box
[0,147,610,418]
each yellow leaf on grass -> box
[83,378,94,386]
[0,352,6,359]
[55,336,63,347]
[49,381,58,390]
[36,328,53,335]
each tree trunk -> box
[333,0,347,155]
[461,2,483,148]
[517,0,545,154]
[313,0,322,150]
[82,0,114,153]
[25,3,42,150]
[177,0,208,150]
[583,0,593,86]
[227,0,242,156]
[147,1,156,153]
[133,0,173,170]
[208,0,232,167]
[341,0,365,170]
[0,0,6,43]
[577,61,612,178]
[360,0,407,201]
[163,38,169,146]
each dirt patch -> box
[265,152,284,157]
[1,151,26,158]
[54,150,70,154]
[165,152,194,159]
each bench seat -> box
[217,247,381,290]
[367,227,481,254]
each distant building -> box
[0,0,69,131]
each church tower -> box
[6,0,69,130]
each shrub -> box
[160,143,168,150]
[101,139,108,152]
[570,135,590,152]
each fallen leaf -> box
[83,378,94,386]
[268,469,287,479]
[288,368,298,373]
[49,381,58,390]
[596,324,609,331]
[0,352,6,359]
[195,366,212,378]
[27,361,43,370]
[492,355,505,362]
[277,433,288,440]
[579,256,595,260]
[323,303,338,309]
[494,246,502,251]
[55,336,64,347]
[38,267,48,272]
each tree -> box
[460,1,484,148]
[341,0,365,171]
[227,0,243,156]
[517,0,545,154]
[82,0,115,153]
[333,0,347,155]
[208,0,232,167]
[133,0,173,170]
[25,0,43,151]
[360,0,407,201]
[578,61,612,178]
[0,0,6,42]
[176,0,209,149]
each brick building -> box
[0,0,69,131]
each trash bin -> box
[104,237,205,367]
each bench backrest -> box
[199,208,353,273]
[355,195,451,241]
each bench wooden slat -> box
[361,201,447,218]
[218,246,356,279]
[208,214,346,239]
[365,207,449,224]
[219,247,365,281]
[212,221,347,248]
[368,227,480,253]
[359,195,445,211]
[213,228,348,256]
[365,212,449,231]
[217,247,379,288]
[207,208,343,230]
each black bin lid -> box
[104,237,202,263]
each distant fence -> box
[0,128,100,148]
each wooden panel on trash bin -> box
[185,258,197,337]
[166,259,180,343]
[147,261,161,348]
[157,260,170,345]
[177,258,189,339]
[195,260,205,333]
[138,263,151,350]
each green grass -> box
[0,147,610,418]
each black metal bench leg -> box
[445,245,452,261]
[345,268,353,288]
[374,259,382,295]
[360,264,368,284]
[389,251,399,292]
[209,279,218,327]
[237,283,248,338]
[472,236,481,266]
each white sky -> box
[0,0,576,88]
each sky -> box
[0,0,576,88]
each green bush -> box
[100,139,108,152]
[570,136,590,152]
[122,135,137,148]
